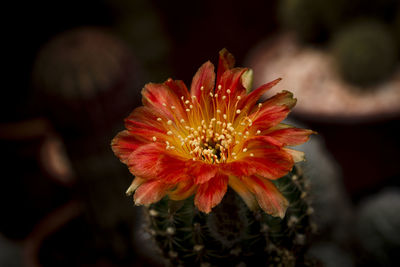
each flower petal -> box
[157,153,189,184]
[251,105,291,131]
[168,178,197,201]
[239,78,282,110]
[188,161,218,184]
[283,148,305,163]
[134,179,171,205]
[194,172,228,213]
[127,143,164,178]
[190,61,215,105]
[125,120,166,142]
[125,106,164,130]
[142,83,186,120]
[164,78,190,101]
[111,130,145,164]
[217,48,235,85]
[225,146,293,180]
[267,128,315,146]
[217,67,248,104]
[263,90,297,109]
[228,175,257,210]
[242,176,289,218]
[126,177,146,195]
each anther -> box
[157,118,162,121]
[250,153,254,157]
[226,89,231,94]
[218,85,222,90]
[236,109,241,114]
[256,130,261,134]
[152,136,157,141]
[162,103,167,107]
[200,86,204,91]
[167,120,173,125]
[243,148,248,152]
[171,106,176,110]
[180,119,185,123]
[167,131,173,135]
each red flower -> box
[112,49,314,218]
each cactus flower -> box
[112,49,314,218]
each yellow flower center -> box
[153,85,262,164]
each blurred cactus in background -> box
[144,166,317,267]
[32,27,143,135]
[331,20,398,87]
[278,0,346,42]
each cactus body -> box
[145,166,316,266]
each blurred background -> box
[2,0,400,266]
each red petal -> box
[125,120,166,142]
[217,67,248,105]
[127,143,164,179]
[157,153,189,184]
[134,179,171,205]
[168,178,197,201]
[224,147,293,180]
[251,105,290,131]
[194,172,228,213]
[242,176,289,218]
[111,130,145,164]
[263,90,297,109]
[125,106,164,130]
[216,48,235,86]
[142,83,186,120]
[239,78,282,110]
[267,128,315,146]
[228,175,257,210]
[164,78,190,101]
[190,61,215,106]
[188,161,218,184]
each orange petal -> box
[164,78,190,100]
[188,161,218,184]
[157,153,189,184]
[124,120,166,142]
[217,67,248,105]
[190,61,215,105]
[126,177,146,195]
[194,172,228,213]
[125,106,164,130]
[216,48,235,85]
[267,128,315,146]
[239,78,282,110]
[263,90,297,109]
[228,175,257,210]
[134,179,171,205]
[224,147,293,180]
[242,176,289,218]
[283,148,305,163]
[127,143,164,179]
[111,130,145,164]
[168,178,197,201]
[250,105,291,131]
[142,83,186,120]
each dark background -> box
[1,0,399,266]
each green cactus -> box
[144,165,317,266]
[332,19,398,87]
